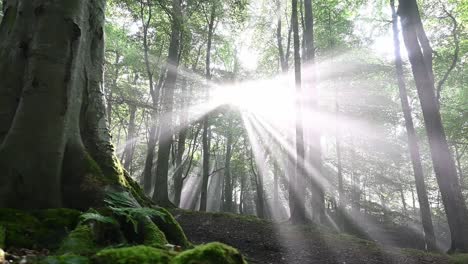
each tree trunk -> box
[200,5,216,212]
[391,0,437,251]
[152,0,182,207]
[173,78,189,207]
[398,0,468,252]
[122,104,137,171]
[0,0,143,209]
[276,0,288,73]
[289,0,307,224]
[223,118,234,212]
[140,1,159,196]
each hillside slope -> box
[171,209,466,264]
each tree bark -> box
[152,0,182,207]
[223,118,234,212]
[173,77,189,207]
[140,0,158,196]
[0,0,143,209]
[289,0,307,224]
[199,4,216,212]
[398,0,468,252]
[390,0,437,251]
[122,104,137,172]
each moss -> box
[40,254,90,264]
[141,218,168,248]
[58,225,96,255]
[450,254,468,264]
[0,208,42,248]
[151,207,191,249]
[34,209,81,230]
[171,242,246,264]
[92,245,175,264]
[34,209,82,249]
[0,225,5,249]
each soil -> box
[171,209,454,264]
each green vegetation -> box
[57,225,96,255]
[93,246,174,264]
[172,242,247,264]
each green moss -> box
[58,225,96,255]
[142,218,168,247]
[449,254,468,264]
[40,254,90,264]
[171,242,246,264]
[92,245,175,264]
[0,208,42,248]
[34,209,81,230]
[152,208,191,249]
[0,225,5,248]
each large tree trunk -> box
[398,0,468,252]
[152,0,182,207]
[199,5,216,212]
[390,0,436,251]
[0,0,141,209]
[289,0,307,224]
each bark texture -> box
[0,0,139,209]
[289,0,307,224]
[152,0,182,207]
[398,0,468,252]
[390,0,436,251]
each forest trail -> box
[172,209,454,264]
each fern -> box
[80,211,118,226]
[103,190,167,233]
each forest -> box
[0,0,467,263]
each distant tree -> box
[289,0,307,224]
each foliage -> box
[171,242,247,264]
[103,191,167,233]
[92,245,175,264]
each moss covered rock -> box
[41,254,90,264]
[58,225,96,255]
[93,245,175,264]
[141,218,168,248]
[171,242,246,264]
[0,208,42,248]
[0,225,5,249]
[152,207,191,249]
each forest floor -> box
[171,209,465,264]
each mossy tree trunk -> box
[0,0,134,209]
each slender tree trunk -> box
[276,0,288,73]
[390,0,437,251]
[289,0,307,224]
[106,53,121,127]
[0,0,144,209]
[152,0,182,207]
[140,1,158,195]
[398,0,468,252]
[223,118,234,212]
[122,104,137,171]
[173,78,189,207]
[303,0,324,223]
[200,5,216,212]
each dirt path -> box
[171,210,453,264]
